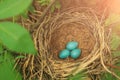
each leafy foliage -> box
[111,33,120,57]
[0,0,37,80]
[101,62,120,80]
[104,13,120,80]
[105,14,120,26]
[111,34,120,50]
[0,52,22,80]
[0,43,3,54]
[101,72,115,80]
[0,22,37,54]
[0,0,32,19]
[68,72,87,80]
[114,63,120,79]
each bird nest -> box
[18,7,118,80]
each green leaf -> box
[28,5,35,13]
[0,22,37,54]
[115,64,120,80]
[101,72,116,80]
[21,11,29,19]
[0,52,22,80]
[0,54,4,63]
[68,72,87,80]
[15,55,25,60]
[0,0,32,19]
[111,34,120,50]
[0,43,3,54]
[105,14,120,26]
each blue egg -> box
[70,49,81,59]
[66,41,79,50]
[59,49,70,59]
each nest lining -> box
[50,22,95,61]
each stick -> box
[30,0,57,32]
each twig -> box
[30,0,57,33]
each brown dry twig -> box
[30,0,57,33]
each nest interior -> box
[50,23,95,61]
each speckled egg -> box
[66,41,79,50]
[59,49,70,59]
[70,49,81,59]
